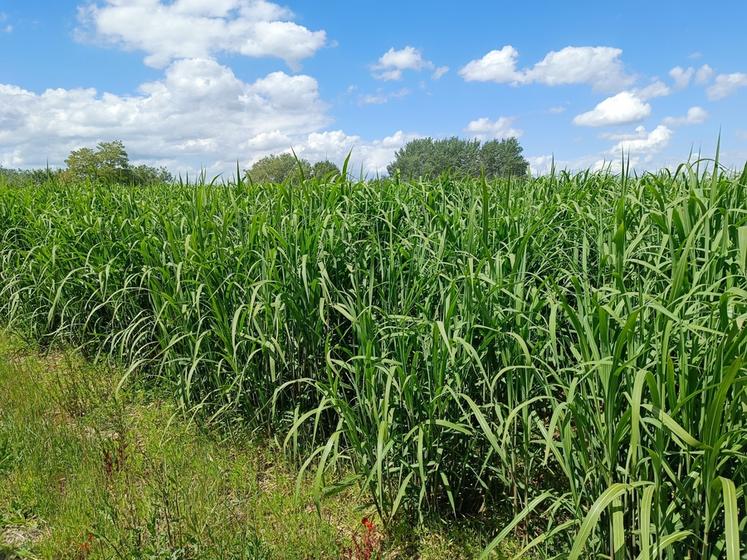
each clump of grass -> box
[0,156,745,558]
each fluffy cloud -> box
[0,57,418,176]
[669,66,695,89]
[372,46,443,81]
[669,64,715,89]
[296,130,420,175]
[635,80,671,100]
[460,45,634,91]
[588,125,674,171]
[662,106,708,126]
[707,73,747,100]
[600,125,648,141]
[77,0,326,68]
[527,153,603,175]
[0,58,329,171]
[695,64,714,84]
[526,154,555,175]
[465,117,522,140]
[526,46,633,90]
[573,91,651,127]
[459,45,523,84]
[608,125,672,155]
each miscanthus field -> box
[1,160,746,559]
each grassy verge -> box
[0,334,366,559]
[0,334,512,559]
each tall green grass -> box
[1,160,745,558]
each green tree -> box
[479,138,529,178]
[131,164,174,185]
[246,153,312,184]
[387,136,528,179]
[311,160,341,179]
[65,147,99,182]
[95,141,130,183]
[64,141,172,185]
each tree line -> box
[2,136,528,186]
[0,141,172,187]
[64,141,173,185]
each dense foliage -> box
[0,163,745,559]
[311,159,342,179]
[65,140,173,185]
[246,153,341,184]
[0,166,56,187]
[387,137,529,179]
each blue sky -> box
[1,0,746,176]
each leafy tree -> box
[246,153,312,184]
[479,138,529,178]
[65,147,99,182]
[94,141,130,183]
[387,137,478,179]
[131,164,174,185]
[64,140,172,185]
[311,160,341,179]
[387,136,528,179]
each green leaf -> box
[568,484,630,560]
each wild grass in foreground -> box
[0,158,745,558]
[0,335,515,559]
[0,335,362,559]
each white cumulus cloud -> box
[608,124,672,155]
[669,66,695,89]
[635,80,671,100]
[465,117,522,140]
[0,58,329,171]
[460,45,634,91]
[77,0,326,69]
[695,64,714,84]
[573,91,651,127]
[372,46,443,81]
[525,46,633,90]
[707,73,747,100]
[670,64,715,89]
[296,130,420,175]
[662,106,708,127]
[0,57,418,176]
[527,155,555,175]
[459,45,523,84]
